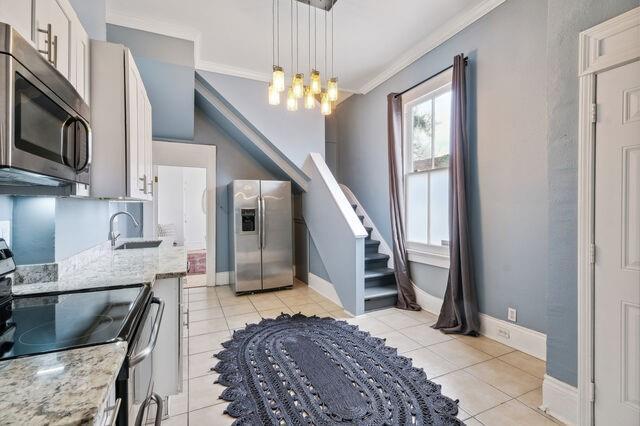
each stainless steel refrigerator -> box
[228,180,293,293]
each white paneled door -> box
[594,59,640,426]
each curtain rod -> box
[395,56,468,97]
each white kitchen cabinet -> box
[152,277,184,409]
[91,41,153,201]
[0,0,90,102]
[0,0,32,42]
[35,0,70,79]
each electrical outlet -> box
[507,307,517,322]
[497,327,510,339]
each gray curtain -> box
[433,54,480,335]
[387,94,421,311]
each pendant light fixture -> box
[269,0,338,113]
[303,2,315,109]
[320,9,331,115]
[327,5,338,102]
[309,6,321,94]
[286,0,298,111]
[271,0,284,95]
[291,0,304,98]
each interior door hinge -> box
[589,381,595,402]
[591,103,598,123]
[589,243,596,264]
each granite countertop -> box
[0,342,127,426]
[13,238,187,296]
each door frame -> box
[149,141,217,287]
[577,7,640,425]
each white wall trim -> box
[196,60,272,83]
[542,375,578,425]
[407,249,450,269]
[357,0,507,94]
[308,272,349,310]
[576,7,640,425]
[413,284,547,361]
[215,271,230,286]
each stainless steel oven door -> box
[127,296,164,426]
[0,54,90,184]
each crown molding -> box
[195,60,272,82]
[356,0,507,94]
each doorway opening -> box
[157,165,208,288]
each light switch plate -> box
[0,221,10,247]
[507,307,517,322]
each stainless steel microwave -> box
[0,23,91,192]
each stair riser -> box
[365,295,397,311]
[365,244,380,255]
[365,275,395,288]
[365,259,389,270]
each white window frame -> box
[401,69,452,269]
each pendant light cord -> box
[295,0,299,73]
[290,0,293,73]
[308,3,311,73]
[324,9,327,78]
[331,3,334,77]
[314,8,317,70]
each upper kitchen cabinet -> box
[91,42,153,201]
[0,0,90,102]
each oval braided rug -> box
[214,313,464,425]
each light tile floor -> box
[163,281,562,426]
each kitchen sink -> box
[115,240,162,250]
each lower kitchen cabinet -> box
[152,277,184,411]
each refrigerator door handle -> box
[261,197,266,248]
[257,196,262,249]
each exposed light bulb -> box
[304,86,315,109]
[272,66,285,92]
[327,78,338,102]
[320,91,331,115]
[310,70,321,94]
[292,74,304,98]
[286,87,298,111]
[268,83,280,105]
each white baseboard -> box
[542,374,577,425]
[308,273,345,309]
[412,284,547,361]
[215,271,229,286]
[412,284,446,315]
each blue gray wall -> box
[197,71,325,169]
[186,108,276,272]
[337,0,549,333]
[544,0,639,387]
[334,0,639,387]
[107,24,195,140]
[68,0,106,40]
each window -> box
[402,69,452,265]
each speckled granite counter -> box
[0,342,127,425]
[12,238,187,296]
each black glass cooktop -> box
[0,286,148,361]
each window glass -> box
[403,74,452,252]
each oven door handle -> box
[129,297,164,367]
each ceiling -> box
[106,0,503,94]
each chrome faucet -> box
[109,211,140,248]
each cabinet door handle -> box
[139,174,147,192]
[51,35,58,68]
[37,24,52,63]
[108,398,121,426]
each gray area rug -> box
[214,313,464,425]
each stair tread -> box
[364,285,398,300]
[365,267,395,280]
[364,226,373,231]
[365,253,390,261]
[351,204,358,209]
[365,239,380,246]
